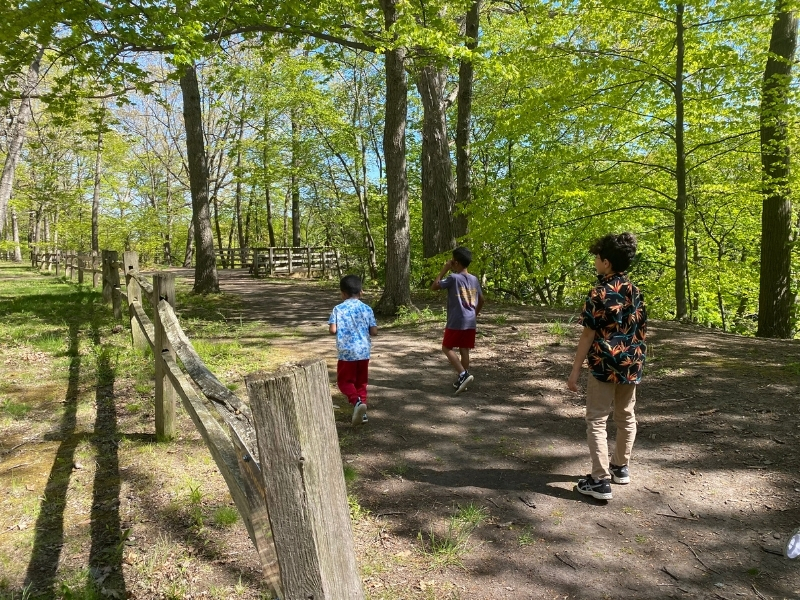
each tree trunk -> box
[91,124,103,252]
[236,120,246,264]
[758,2,798,338]
[179,64,219,293]
[0,47,42,237]
[183,214,195,267]
[11,206,21,262]
[454,0,480,239]
[674,4,689,321]
[416,64,456,258]
[376,0,413,315]
[291,110,301,247]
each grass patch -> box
[546,320,570,337]
[213,506,239,527]
[343,464,358,484]
[0,399,31,420]
[417,503,488,567]
[391,306,445,327]
[491,313,508,325]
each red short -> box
[442,328,476,349]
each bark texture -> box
[180,64,220,293]
[454,0,480,239]
[376,0,412,315]
[416,64,456,258]
[0,48,42,237]
[758,2,798,338]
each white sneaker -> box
[352,399,367,426]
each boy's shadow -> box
[405,467,608,505]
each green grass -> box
[391,306,445,327]
[343,464,358,484]
[491,313,508,325]
[417,503,488,567]
[546,320,570,337]
[0,399,31,420]
[213,506,239,527]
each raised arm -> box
[431,259,452,290]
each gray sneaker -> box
[610,464,630,484]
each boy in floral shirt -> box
[567,233,647,500]
[329,275,378,426]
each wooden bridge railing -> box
[39,248,364,599]
[215,246,342,278]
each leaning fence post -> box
[123,251,148,352]
[153,273,177,441]
[245,359,365,599]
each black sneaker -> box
[576,475,612,500]
[454,371,474,395]
[352,399,367,426]
[610,463,630,484]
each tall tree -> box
[376,0,413,314]
[453,0,481,239]
[757,1,798,338]
[0,47,43,238]
[180,64,220,293]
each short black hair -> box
[340,274,362,297]
[453,246,472,268]
[589,233,637,272]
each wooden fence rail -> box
[215,246,342,278]
[39,248,363,599]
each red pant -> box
[337,359,369,405]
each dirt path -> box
[211,270,800,600]
[1,268,798,600]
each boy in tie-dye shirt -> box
[329,275,378,426]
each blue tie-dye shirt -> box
[328,298,377,361]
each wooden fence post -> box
[77,254,85,284]
[287,247,293,275]
[268,247,274,276]
[153,272,177,441]
[245,359,364,599]
[92,251,100,288]
[123,251,148,352]
[53,251,59,276]
[306,246,312,277]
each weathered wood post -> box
[306,246,312,277]
[77,254,85,284]
[107,251,122,320]
[92,251,100,288]
[123,251,149,352]
[53,251,59,276]
[153,272,177,441]
[245,359,364,599]
[268,247,275,276]
[287,247,293,275]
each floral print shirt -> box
[328,298,377,361]
[579,272,647,384]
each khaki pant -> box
[585,377,637,481]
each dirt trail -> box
[211,270,800,600]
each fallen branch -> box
[643,486,661,494]
[678,540,719,573]
[752,584,769,600]
[760,545,783,556]
[375,511,407,517]
[555,552,577,569]
[656,513,699,521]
[661,566,679,580]
[1,463,30,474]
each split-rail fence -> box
[28,249,364,599]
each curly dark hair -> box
[589,233,637,272]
